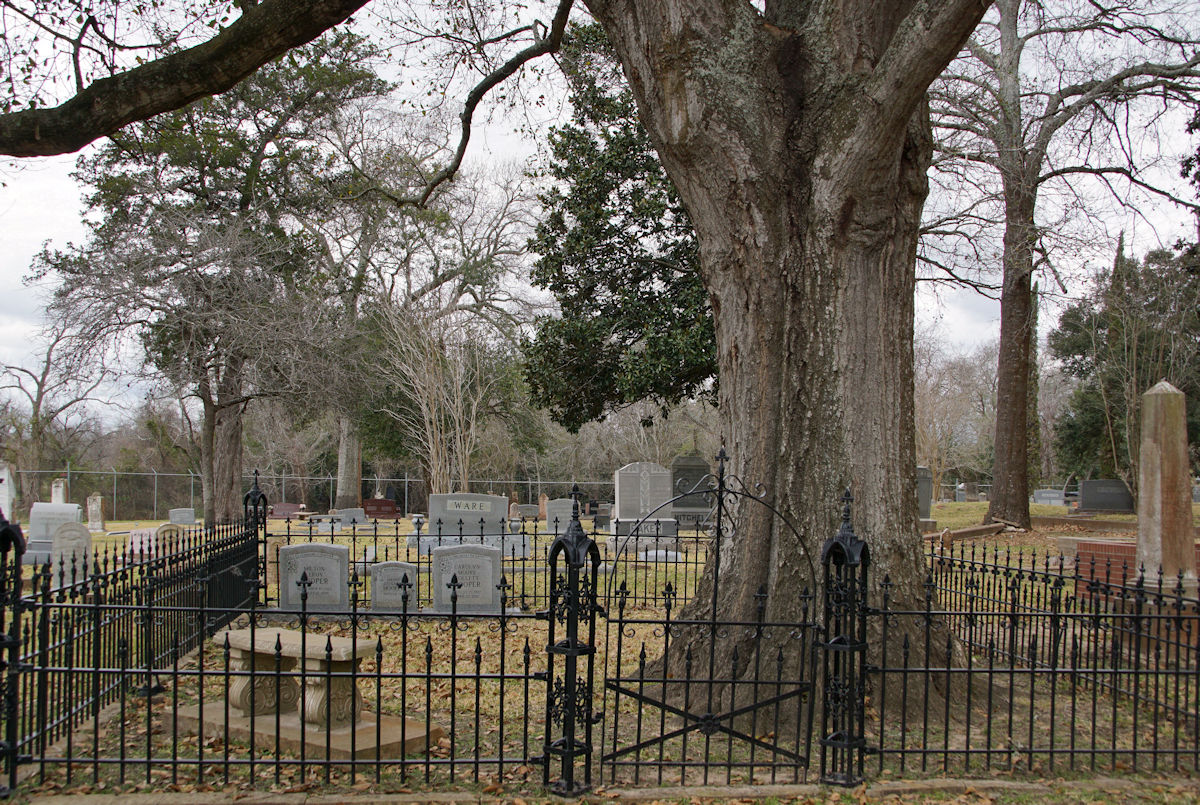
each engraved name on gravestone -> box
[1033,489,1066,506]
[1078,480,1135,513]
[168,507,196,525]
[431,544,503,614]
[51,521,92,570]
[278,543,350,612]
[427,493,508,534]
[26,502,83,564]
[87,493,105,532]
[369,561,420,611]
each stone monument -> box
[87,493,105,532]
[430,544,504,614]
[278,543,350,612]
[1136,381,1196,587]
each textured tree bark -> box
[334,416,363,510]
[585,1,987,698]
[986,196,1036,530]
[212,361,247,524]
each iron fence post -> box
[539,484,601,795]
[0,511,25,797]
[819,489,870,786]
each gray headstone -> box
[50,478,67,504]
[51,521,92,570]
[168,507,196,525]
[87,494,105,532]
[916,466,933,519]
[369,561,420,611]
[516,504,539,519]
[544,498,575,530]
[1033,489,1065,506]
[431,544,503,614]
[26,503,83,564]
[1078,479,1135,513]
[613,462,674,524]
[593,502,612,529]
[333,507,368,528]
[278,543,350,612]
[671,454,711,498]
[427,493,509,537]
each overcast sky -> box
[1,123,1196,381]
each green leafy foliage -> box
[1048,247,1200,479]
[524,23,714,432]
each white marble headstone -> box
[51,521,93,570]
[26,502,83,564]
[278,543,349,612]
[50,478,68,505]
[0,464,14,520]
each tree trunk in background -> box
[334,416,362,510]
[987,195,1036,530]
[212,360,246,524]
[587,1,987,701]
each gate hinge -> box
[532,671,549,681]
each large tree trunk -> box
[986,196,1036,529]
[587,1,985,694]
[334,416,362,510]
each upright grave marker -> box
[25,502,83,564]
[168,507,196,525]
[87,493,105,532]
[369,561,420,611]
[0,464,14,518]
[51,521,92,571]
[417,492,525,556]
[1078,479,1135,513]
[544,498,575,530]
[51,478,67,504]
[610,461,677,553]
[278,543,350,612]
[1136,381,1196,586]
[671,454,712,527]
[430,544,503,614]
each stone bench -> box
[219,627,374,728]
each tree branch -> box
[0,0,370,156]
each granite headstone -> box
[430,544,503,614]
[26,502,83,564]
[278,543,350,612]
[1078,479,1135,513]
[369,561,420,611]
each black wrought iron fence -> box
[0,463,1196,799]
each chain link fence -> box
[6,468,615,521]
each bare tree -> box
[930,0,1200,528]
[373,305,518,493]
[0,319,109,513]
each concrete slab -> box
[173,702,444,760]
